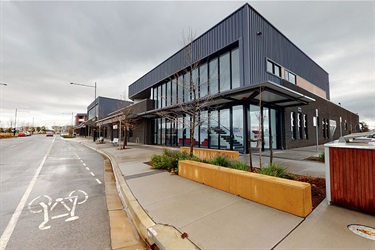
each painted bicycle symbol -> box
[28,190,88,230]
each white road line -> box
[90,172,95,177]
[83,163,86,166]
[10,145,15,148]
[95,179,102,184]
[80,160,83,163]
[86,167,90,171]
[0,136,56,250]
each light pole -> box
[70,82,97,140]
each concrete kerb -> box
[80,142,199,250]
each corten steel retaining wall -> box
[180,147,239,161]
[328,147,375,213]
[179,160,312,217]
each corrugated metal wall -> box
[129,4,330,100]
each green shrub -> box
[318,151,325,162]
[209,155,232,168]
[258,163,294,179]
[150,149,201,172]
[229,160,249,171]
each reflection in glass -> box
[219,52,230,92]
[200,63,208,98]
[209,111,218,148]
[249,104,261,149]
[232,106,244,152]
[209,58,218,95]
[219,109,230,149]
[200,111,208,148]
[231,48,240,89]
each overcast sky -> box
[1,0,374,129]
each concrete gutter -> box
[81,142,199,250]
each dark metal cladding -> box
[129,3,329,100]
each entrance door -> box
[249,105,278,151]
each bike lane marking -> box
[0,136,56,250]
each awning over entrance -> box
[220,81,315,107]
[139,81,315,118]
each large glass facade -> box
[152,103,278,152]
[152,46,240,110]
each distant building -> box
[85,96,132,138]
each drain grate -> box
[348,224,375,241]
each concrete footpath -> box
[75,138,375,249]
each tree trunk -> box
[122,128,127,149]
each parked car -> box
[26,132,31,136]
[46,131,54,137]
[18,132,26,137]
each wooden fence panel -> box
[329,147,375,213]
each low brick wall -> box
[180,147,239,161]
[178,160,312,217]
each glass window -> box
[298,113,303,139]
[267,59,281,77]
[209,58,218,95]
[185,115,190,145]
[232,106,244,151]
[249,104,261,149]
[199,63,208,98]
[219,109,230,149]
[285,70,296,84]
[171,79,176,105]
[231,48,240,89]
[178,117,184,146]
[153,119,158,144]
[200,111,208,147]
[157,118,161,144]
[192,68,198,100]
[161,118,165,144]
[209,110,218,148]
[177,75,183,104]
[291,112,296,139]
[219,52,230,92]
[267,60,273,73]
[166,81,171,107]
[157,85,162,109]
[304,114,308,139]
[184,71,190,102]
[153,87,158,109]
[274,64,280,77]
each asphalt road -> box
[0,134,111,249]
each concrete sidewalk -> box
[74,138,375,249]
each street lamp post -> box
[70,82,97,141]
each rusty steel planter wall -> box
[325,144,375,213]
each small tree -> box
[118,105,140,149]
[359,121,370,132]
[157,30,220,157]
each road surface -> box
[0,134,111,249]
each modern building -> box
[124,3,358,153]
[74,113,87,136]
[85,96,132,138]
